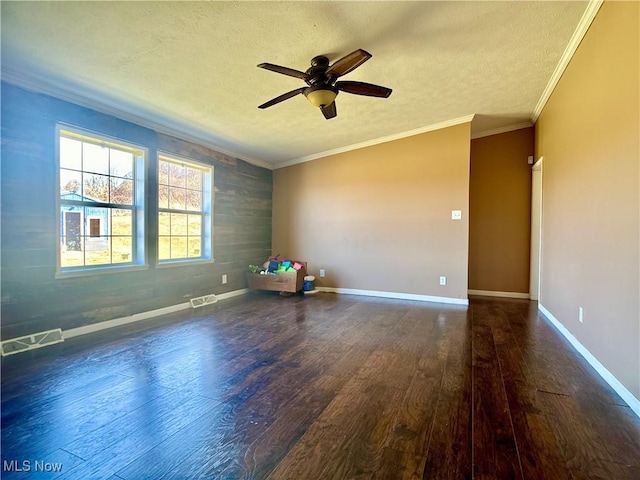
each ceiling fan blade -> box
[326,49,372,79]
[258,87,306,109]
[321,102,337,120]
[257,63,310,80]
[336,81,392,98]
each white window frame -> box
[56,124,147,277]
[157,152,214,266]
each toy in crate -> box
[246,256,307,293]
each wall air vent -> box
[1,329,64,356]
[190,294,218,309]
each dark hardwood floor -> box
[1,293,638,479]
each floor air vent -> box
[190,294,218,309]
[1,329,64,356]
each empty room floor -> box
[1,293,638,479]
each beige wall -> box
[273,123,471,301]
[469,127,534,294]
[536,1,639,398]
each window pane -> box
[186,167,202,191]
[83,142,109,174]
[158,212,170,235]
[112,237,132,263]
[188,215,201,236]
[186,189,201,211]
[61,252,84,268]
[169,187,186,210]
[171,237,188,258]
[85,240,111,265]
[60,207,83,265]
[110,149,133,177]
[60,137,82,170]
[169,162,186,188]
[60,169,82,196]
[158,160,169,185]
[170,213,188,235]
[112,209,132,236]
[83,173,109,202]
[158,185,169,209]
[110,178,133,205]
[158,237,171,260]
[188,237,201,258]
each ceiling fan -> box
[257,49,392,120]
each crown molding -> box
[275,114,475,169]
[1,68,274,170]
[531,0,604,123]
[3,66,474,172]
[471,121,533,140]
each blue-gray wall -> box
[1,82,272,339]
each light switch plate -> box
[451,210,462,220]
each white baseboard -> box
[539,303,640,418]
[64,288,249,339]
[316,287,469,306]
[217,288,250,301]
[468,289,530,299]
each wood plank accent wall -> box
[0,82,272,340]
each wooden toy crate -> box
[246,262,307,293]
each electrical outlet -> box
[319,269,325,278]
[579,306,584,323]
[222,274,228,284]
[451,210,462,220]
[439,276,447,286]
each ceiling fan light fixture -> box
[304,85,338,107]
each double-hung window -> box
[57,127,146,273]
[157,154,213,263]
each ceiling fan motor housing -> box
[306,55,331,86]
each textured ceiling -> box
[1,1,591,168]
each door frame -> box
[530,157,543,300]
